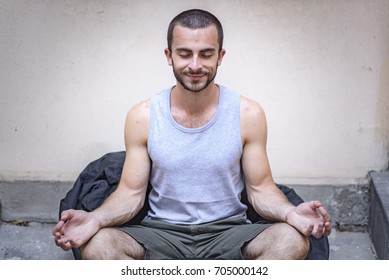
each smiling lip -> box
[187,73,206,80]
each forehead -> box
[171,25,219,50]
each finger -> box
[303,224,314,237]
[54,232,62,241]
[54,236,60,246]
[58,241,72,251]
[53,227,75,251]
[60,209,75,222]
[57,236,74,251]
[318,206,331,222]
[57,236,69,245]
[69,238,82,249]
[314,223,324,238]
[61,240,73,251]
[54,235,69,249]
[307,200,322,211]
[52,220,65,235]
[323,221,332,236]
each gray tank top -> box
[147,85,247,224]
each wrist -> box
[284,205,296,223]
[89,210,106,229]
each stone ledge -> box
[369,171,389,260]
[292,183,370,231]
[0,180,371,230]
[0,181,72,223]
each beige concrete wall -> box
[1,0,388,184]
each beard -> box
[172,62,218,93]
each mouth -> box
[186,73,206,81]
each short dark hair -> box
[167,9,224,52]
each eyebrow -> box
[175,47,216,53]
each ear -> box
[164,48,173,66]
[217,49,226,66]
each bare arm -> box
[241,97,294,221]
[240,97,331,238]
[90,100,151,227]
[54,100,151,249]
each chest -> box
[170,107,217,129]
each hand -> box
[286,201,331,239]
[52,209,100,251]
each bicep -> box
[117,101,151,196]
[242,141,273,191]
[241,98,274,191]
[241,99,293,219]
[119,144,150,196]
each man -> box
[53,9,331,260]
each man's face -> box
[165,25,225,93]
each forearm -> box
[247,184,295,222]
[89,187,146,229]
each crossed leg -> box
[242,222,310,260]
[81,228,145,260]
[81,222,309,260]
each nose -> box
[188,55,202,72]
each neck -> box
[170,83,220,128]
[172,82,219,115]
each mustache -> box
[183,70,209,75]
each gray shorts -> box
[119,217,273,260]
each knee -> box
[80,228,115,260]
[81,228,145,260]
[246,223,310,260]
[276,223,310,259]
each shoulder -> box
[240,96,268,144]
[126,99,150,122]
[240,96,267,127]
[124,99,150,145]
